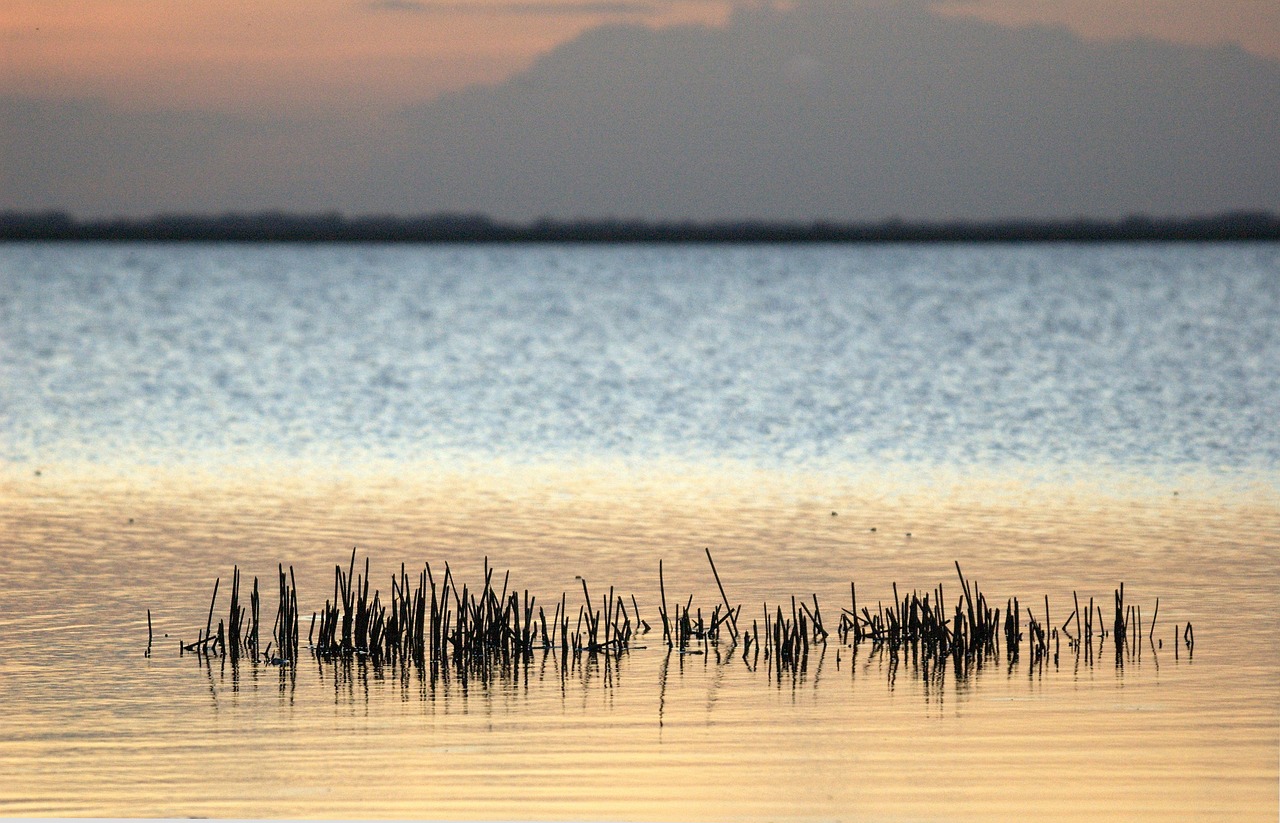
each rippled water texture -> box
[0,242,1277,819]
[0,473,1276,819]
[2,242,1277,470]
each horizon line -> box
[3,209,1278,243]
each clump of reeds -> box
[820,563,1009,680]
[655,550,739,654]
[185,548,652,682]
[180,565,273,662]
[172,550,1186,689]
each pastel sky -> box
[5,0,721,114]
[5,0,1277,115]
[3,0,1278,219]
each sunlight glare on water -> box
[0,465,1275,819]
[2,242,1276,472]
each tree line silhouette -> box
[3,210,1277,243]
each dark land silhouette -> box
[2,210,1277,243]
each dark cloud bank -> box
[5,0,1279,221]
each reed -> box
[705,548,739,640]
[174,552,1181,690]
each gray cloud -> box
[5,0,1278,220]
[0,96,367,216]
[369,0,1280,221]
[366,0,656,15]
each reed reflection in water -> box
[0,465,1275,820]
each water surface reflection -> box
[0,465,1275,819]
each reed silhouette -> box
[174,549,1192,690]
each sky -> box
[3,0,1279,220]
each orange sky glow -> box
[1,0,731,114]
[2,0,1277,116]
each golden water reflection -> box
[0,462,1276,819]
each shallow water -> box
[0,468,1275,819]
[0,242,1277,819]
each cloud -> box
[5,1,1279,220]
[0,96,368,216]
[365,0,656,15]
[367,0,1280,221]
[932,0,1280,62]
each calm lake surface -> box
[1,242,1277,819]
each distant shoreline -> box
[3,210,1278,243]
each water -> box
[3,242,1277,471]
[1,242,1277,819]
